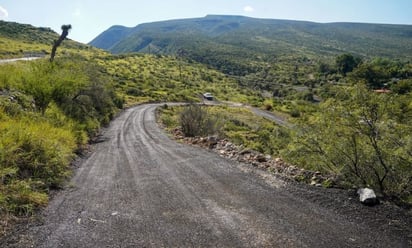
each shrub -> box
[264,103,273,111]
[290,109,301,118]
[3,180,48,216]
[0,111,76,216]
[179,104,220,137]
[287,85,412,201]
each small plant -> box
[290,109,301,118]
[179,104,220,137]
[264,103,273,111]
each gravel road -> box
[2,104,411,247]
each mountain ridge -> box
[89,15,412,77]
[89,14,412,58]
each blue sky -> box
[1,0,411,43]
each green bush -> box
[290,109,301,118]
[0,110,76,215]
[0,116,76,186]
[287,85,412,201]
[0,57,122,218]
[2,180,48,216]
[180,104,221,137]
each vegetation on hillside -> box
[159,56,412,204]
[95,53,261,105]
[287,85,412,200]
[0,21,98,59]
[90,15,412,85]
[0,57,122,222]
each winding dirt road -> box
[3,104,411,247]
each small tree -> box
[288,84,412,200]
[179,104,220,137]
[50,24,72,62]
[336,53,362,76]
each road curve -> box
[3,104,410,247]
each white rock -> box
[357,188,378,206]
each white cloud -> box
[243,6,254,13]
[0,5,9,20]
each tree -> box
[50,24,72,62]
[391,79,412,94]
[336,53,362,76]
[179,104,220,137]
[288,85,412,200]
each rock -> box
[256,154,267,162]
[357,188,379,206]
[274,157,283,163]
[239,149,254,155]
[207,136,218,148]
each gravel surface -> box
[1,104,411,247]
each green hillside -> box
[0,21,97,59]
[90,15,412,76]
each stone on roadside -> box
[207,136,219,148]
[256,154,267,162]
[357,188,379,206]
[239,148,254,155]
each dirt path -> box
[2,104,411,247]
[0,57,43,64]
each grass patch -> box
[0,110,76,216]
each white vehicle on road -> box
[203,92,214,100]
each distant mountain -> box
[89,25,134,51]
[90,15,412,56]
[89,15,412,75]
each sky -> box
[1,0,411,43]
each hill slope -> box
[90,15,412,75]
[0,21,96,58]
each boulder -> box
[206,136,218,148]
[357,188,379,206]
[256,154,267,163]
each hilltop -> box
[0,21,97,58]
